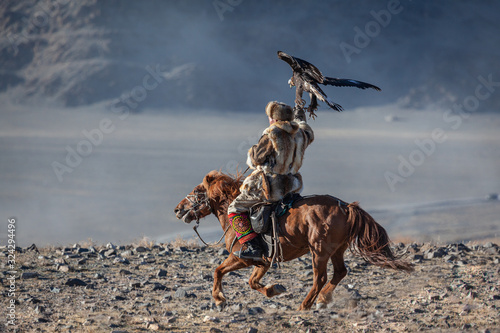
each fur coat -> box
[242,117,314,202]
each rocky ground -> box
[1,239,499,333]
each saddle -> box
[249,193,303,262]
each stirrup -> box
[233,250,264,261]
[233,240,264,261]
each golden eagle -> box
[277,51,381,118]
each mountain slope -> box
[1,0,499,112]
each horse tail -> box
[346,202,414,272]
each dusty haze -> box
[0,1,499,246]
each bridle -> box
[184,190,230,246]
[184,190,211,220]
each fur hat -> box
[265,101,293,121]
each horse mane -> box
[206,171,244,202]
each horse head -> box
[174,170,223,224]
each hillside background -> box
[1,0,500,112]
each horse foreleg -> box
[317,244,348,308]
[298,250,329,310]
[249,265,287,297]
[213,255,250,310]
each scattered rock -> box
[425,247,447,259]
[165,315,177,323]
[483,242,495,248]
[174,288,190,298]
[106,243,117,250]
[156,269,167,278]
[248,307,265,315]
[209,328,222,333]
[26,244,39,253]
[65,278,87,287]
[57,264,70,272]
[161,295,172,303]
[135,246,149,253]
[113,257,130,264]
[203,315,219,323]
[158,249,170,256]
[151,282,167,291]
[412,254,424,262]
[146,322,161,331]
[76,247,89,254]
[21,272,39,279]
[443,254,457,262]
[129,281,141,289]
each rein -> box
[193,219,230,247]
[185,192,230,247]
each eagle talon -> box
[307,105,318,120]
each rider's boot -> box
[234,237,263,261]
[228,212,263,261]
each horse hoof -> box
[216,302,226,312]
[264,284,287,297]
[273,284,287,295]
[316,302,327,310]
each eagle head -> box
[288,77,295,88]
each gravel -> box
[1,241,498,332]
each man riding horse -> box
[228,101,314,260]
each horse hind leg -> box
[213,255,250,310]
[316,244,348,309]
[249,265,287,297]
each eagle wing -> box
[277,51,324,83]
[323,77,381,91]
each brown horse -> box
[174,170,413,311]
